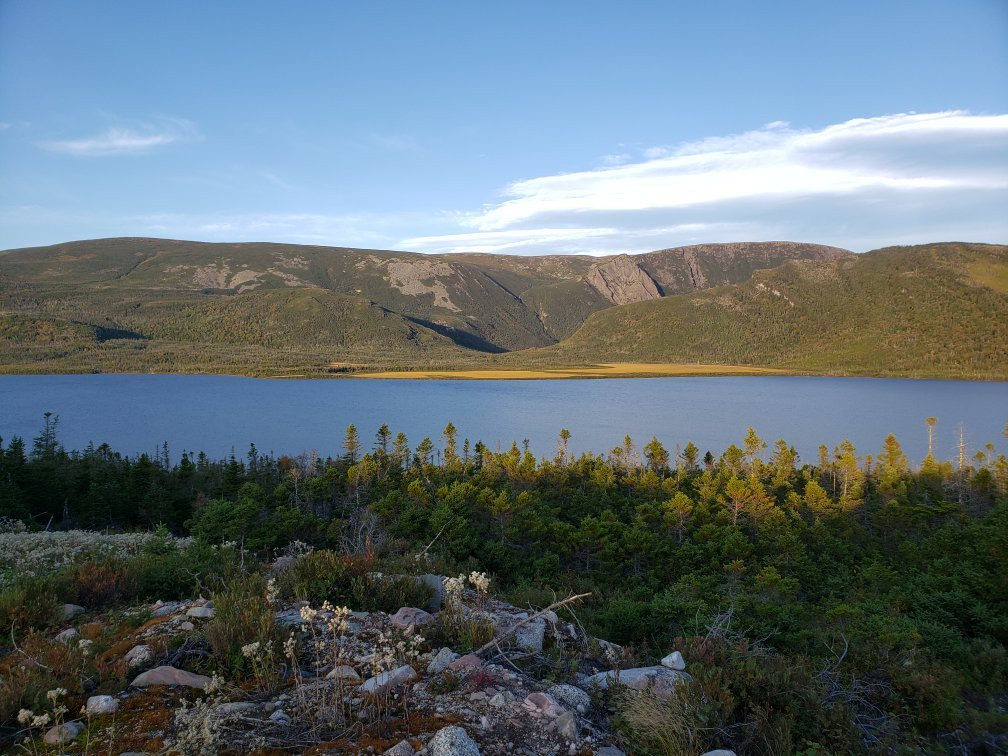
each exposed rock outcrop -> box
[585,255,662,305]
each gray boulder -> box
[427,646,460,675]
[428,725,481,756]
[85,695,119,715]
[384,739,415,756]
[326,665,362,682]
[43,720,83,745]
[522,691,566,719]
[660,650,686,671]
[585,666,689,694]
[130,665,211,690]
[390,606,434,631]
[514,617,546,653]
[151,601,185,618]
[124,644,153,668]
[551,710,578,740]
[546,683,591,714]
[359,664,417,694]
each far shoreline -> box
[1,363,1005,382]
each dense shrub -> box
[276,549,369,606]
[204,572,283,679]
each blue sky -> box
[1,0,1006,254]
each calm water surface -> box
[1,374,1006,465]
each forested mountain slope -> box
[0,237,849,374]
[534,243,1008,379]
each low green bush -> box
[204,572,282,680]
[350,573,433,614]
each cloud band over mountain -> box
[404,111,1008,254]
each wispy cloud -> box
[131,211,415,248]
[412,111,1008,254]
[38,117,198,156]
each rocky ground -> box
[12,575,734,755]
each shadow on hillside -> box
[405,316,508,353]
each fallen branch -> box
[474,592,591,657]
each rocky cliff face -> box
[636,241,851,295]
[584,255,662,305]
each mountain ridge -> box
[1,238,1004,379]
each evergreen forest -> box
[1,415,1006,752]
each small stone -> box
[522,692,566,719]
[546,684,590,715]
[359,664,418,694]
[427,725,481,756]
[699,751,737,756]
[480,714,491,730]
[269,709,290,725]
[60,603,85,621]
[326,665,362,682]
[384,739,415,756]
[488,693,506,708]
[124,644,153,669]
[390,606,434,630]
[43,720,83,745]
[553,711,578,741]
[55,627,78,643]
[469,691,486,702]
[428,647,460,675]
[214,701,256,716]
[130,665,212,690]
[594,747,626,756]
[448,653,482,671]
[151,601,183,617]
[85,695,118,715]
[660,650,685,671]
[186,606,215,619]
[179,621,195,631]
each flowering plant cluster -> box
[444,571,491,610]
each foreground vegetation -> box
[1,415,1006,752]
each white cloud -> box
[470,111,1008,232]
[39,117,198,156]
[411,111,1008,254]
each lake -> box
[1,374,1006,465]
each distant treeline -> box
[2,415,1007,751]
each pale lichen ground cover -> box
[0,525,193,586]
